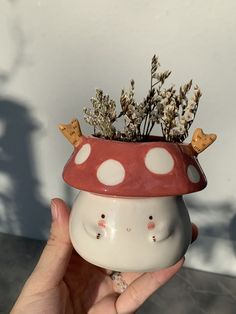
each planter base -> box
[69,192,192,272]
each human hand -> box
[11,199,197,314]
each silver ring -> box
[110,271,128,293]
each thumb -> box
[22,198,73,294]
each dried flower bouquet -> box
[84,55,202,143]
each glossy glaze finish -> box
[69,192,192,272]
[63,136,207,197]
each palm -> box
[62,251,139,313]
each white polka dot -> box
[187,165,200,183]
[97,159,125,186]
[145,148,174,174]
[75,144,91,164]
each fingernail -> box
[51,199,58,221]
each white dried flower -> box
[186,101,197,110]
[184,111,194,122]
[164,104,177,114]
[165,91,172,99]
[179,116,186,125]
[172,125,186,135]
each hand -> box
[11,199,196,314]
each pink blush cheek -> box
[98,220,106,228]
[147,222,156,230]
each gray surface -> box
[0,233,236,314]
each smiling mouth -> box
[126,228,132,232]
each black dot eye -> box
[101,214,105,219]
[149,216,153,220]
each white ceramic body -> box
[69,191,192,272]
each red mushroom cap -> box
[62,135,207,197]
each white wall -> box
[0,0,236,275]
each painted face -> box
[74,194,180,245]
[69,192,192,272]
[95,210,159,242]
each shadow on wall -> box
[185,196,236,259]
[0,98,50,239]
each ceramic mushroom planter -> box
[59,120,216,272]
[59,55,217,272]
